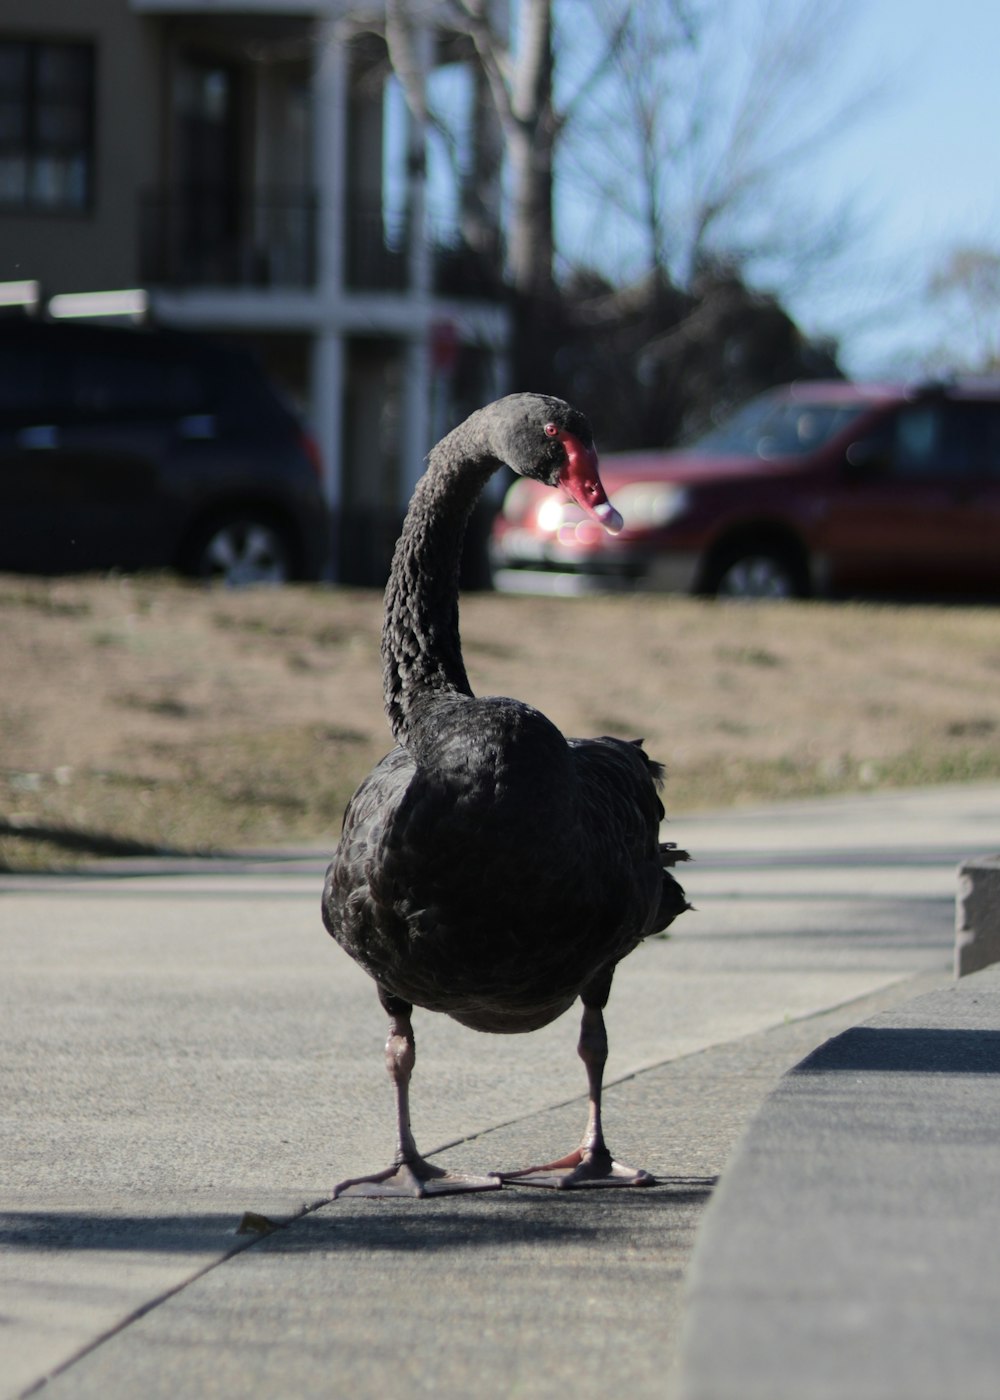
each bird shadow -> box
[0,1210,244,1253]
[0,1179,718,1257]
[269,1177,721,1256]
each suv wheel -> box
[188,514,294,587]
[708,548,806,600]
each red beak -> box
[556,431,624,535]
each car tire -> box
[184,513,295,587]
[705,546,808,600]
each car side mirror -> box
[844,439,889,479]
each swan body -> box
[323,394,688,1196]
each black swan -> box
[322,393,689,1197]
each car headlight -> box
[536,496,572,533]
[609,482,690,529]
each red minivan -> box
[490,379,1000,599]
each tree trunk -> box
[460,49,504,269]
[507,0,554,299]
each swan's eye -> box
[543,422,559,438]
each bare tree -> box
[449,0,557,297]
[384,1,638,299]
[360,1,866,434]
[561,0,876,297]
[375,0,558,298]
[355,0,878,305]
[927,245,1000,371]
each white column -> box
[313,19,346,299]
[404,20,433,303]
[402,333,431,495]
[310,330,343,508]
[310,329,344,579]
[312,18,348,577]
[399,16,434,496]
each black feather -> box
[322,394,688,1039]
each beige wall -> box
[0,0,160,295]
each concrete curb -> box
[674,964,1000,1400]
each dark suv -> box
[0,318,330,585]
[491,379,1000,599]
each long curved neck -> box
[381,419,498,747]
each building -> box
[0,0,511,582]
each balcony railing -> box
[140,187,317,289]
[433,228,506,300]
[345,203,505,300]
[344,205,408,292]
[139,188,505,300]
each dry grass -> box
[3,572,1000,869]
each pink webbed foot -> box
[332,1154,501,1200]
[497,1145,656,1190]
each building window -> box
[0,39,95,212]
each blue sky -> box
[776,0,1000,375]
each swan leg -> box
[333,995,500,1199]
[498,991,655,1190]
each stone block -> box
[956,855,1000,977]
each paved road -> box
[2,784,997,1398]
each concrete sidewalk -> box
[2,783,998,1398]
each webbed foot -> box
[332,1155,501,1199]
[496,1145,655,1190]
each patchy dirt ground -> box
[3,572,1000,868]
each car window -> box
[961,402,1000,477]
[889,402,1000,479]
[62,350,209,418]
[694,397,867,459]
[0,338,212,422]
[893,405,943,475]
[0,345,47,418]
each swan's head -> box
[493,393,624,535]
